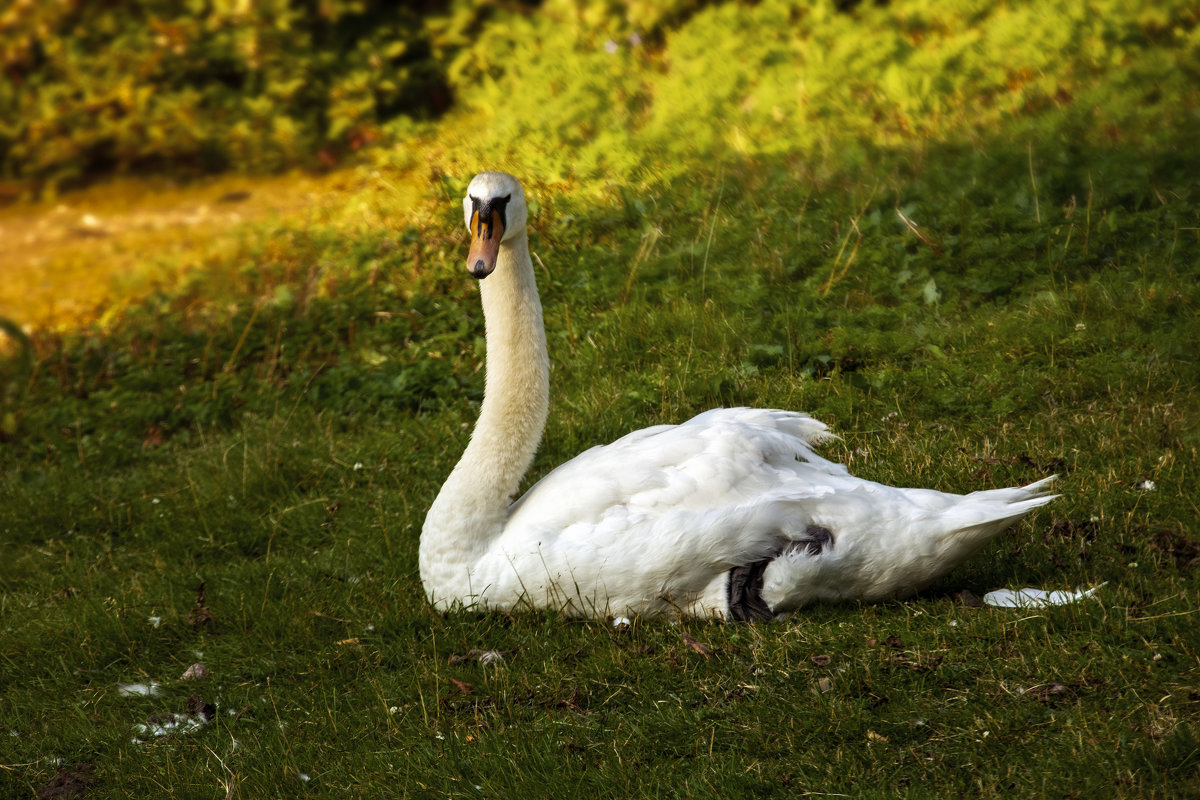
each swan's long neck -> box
[420,232,549,601]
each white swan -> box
[420,171,1057,620]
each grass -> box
[3,1,1200,797]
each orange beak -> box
[467,209,505,279]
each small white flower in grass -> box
[1136,480,1156,491]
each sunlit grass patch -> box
[0,168,429,332]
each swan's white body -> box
[420,172,1057,620]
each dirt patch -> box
[1146,527,1199,570]
[37,762,96,799]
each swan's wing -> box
[505,424,674,519]
[505,408,845,555]
[483,408,853,612]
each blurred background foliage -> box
[2,0,1196,196]
[0,0,725,193]
[440,0,1200,186]
[0,0,477,190]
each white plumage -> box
[420,172,1057,621]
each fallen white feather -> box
[118,682,162,697]
[131,713,208,742]
[983,583,1107,608]
[475,650,505,666]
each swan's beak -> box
[467,210,504,279]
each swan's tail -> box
[949,475,1059,546]
[758,476,1060,611]
[969,475,1059,503]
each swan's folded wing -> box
[505,408,845,545]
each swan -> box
[420,171,1057,621]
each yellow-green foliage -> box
[3,0,1196,193]
[440,0,1200,187]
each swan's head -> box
[463,171,527,279]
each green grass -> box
[3,1,1200,797]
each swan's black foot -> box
[794,524,834,556]
[728,526,835,622]
[727,559,774,622]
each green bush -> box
[8,0,1195,195]
[0,0,486,190]
[440,0,1200,188]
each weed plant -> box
[2,1,1199,797]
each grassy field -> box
[2,1,1199,797]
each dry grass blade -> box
[895,207,943,256]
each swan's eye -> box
[471,194,511,240]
